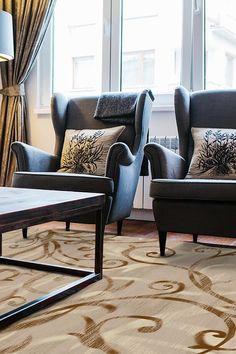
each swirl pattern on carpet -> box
[0,228,236,353]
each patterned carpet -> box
[0,228,236,353]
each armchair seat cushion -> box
[13,172,114,196]
[150,178,236,202]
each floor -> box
[30,219,236,247]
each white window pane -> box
[73,56,95,90]
[122,50,155,88]
[205,0,236,89]
[53,0,103,95]
[121,0,183,94]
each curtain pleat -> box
[0,0,56,186]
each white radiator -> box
[133,135,179,213]
[149,135,179,153]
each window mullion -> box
[192,0,205,91]
[110,0,122,91]
[102,0,112,92]
[181,0,193,90]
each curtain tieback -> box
[0,84,25,96]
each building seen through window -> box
[53,0,182,95]
[121,0,182,93]
[53,0,236,96]
[53,0,103,95]
[205,0,236,89]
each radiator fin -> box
[150,135,179,153]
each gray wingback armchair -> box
[145,86,236,256]
[12,90,153,237]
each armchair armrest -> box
[13,171,114,195]
[11,142,60,172]
[105,142,135,177]
[144,142,187,179]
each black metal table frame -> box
[0,207,104,329]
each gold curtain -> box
[0,0,56,186]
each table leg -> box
[95,208,105,277]
[0,207,105,328]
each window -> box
[52,0,183,102]
[121,0,183,93]
[53,0,103,95]
[38,0,236,113]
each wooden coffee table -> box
[0,187,106,328]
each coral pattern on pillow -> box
[58,126,125,175]
[186,127,236,179]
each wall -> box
[26,62,55,154]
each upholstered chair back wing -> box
[175,86,236,165]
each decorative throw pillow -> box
[58,126,125,176]
[186,127,236,179]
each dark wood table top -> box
[0,187,105,233]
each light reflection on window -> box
[205,0,236,89]
[121,0,183,93]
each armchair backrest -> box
[50,90,153,223]
[175,86,236,165]
[51,91,152,161]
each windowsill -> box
[152,104,174,112]
[34,103,174,116]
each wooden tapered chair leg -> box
[193,234,198,243]
[117,220,123,236]
[22,228,28,239]
[66,222,70,231]
[158,231,167,256]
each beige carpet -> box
[0,228,236,354]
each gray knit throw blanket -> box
[94,92,138,124]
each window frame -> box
[35,0,206,115]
